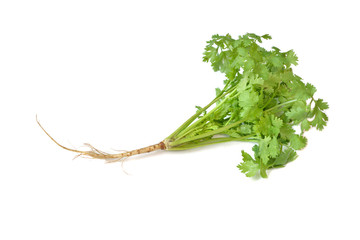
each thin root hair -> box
[36,115,129,161]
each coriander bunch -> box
[39,33,328,178]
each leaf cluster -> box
[166,33,328,178]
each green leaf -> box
[272,148,298,167]
[239,124,252,135]
[258,136,279,164]
[249,74,264,85]
[301,119,311,133]
[232,56,246,69]
[285,50,298,67]
[215,88,222,97]
[279,124,296,141]
[270,55,284,68]
[285,101,308,123]
[254,115,283,137]
[259,136,271,164]
[290,134,308,150]
[238,161,259,177]
[241,35,253,47]
[310,99,329,130]
[238,88,260,118]
[268,137,280,158]
[288,77,311,100]
[237,47,248,56]
[247,33,262,42]
[237,150,260,177]
[305,83,317,97]
[269,115,283,137]
[238,89,259,107]
[241,150,254,162]
[244,58,255,71]
[261,34,272,40]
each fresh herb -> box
[38,33,328,178]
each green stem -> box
[170,85,237,140]
[175,121,211,140]
[264,99,297,113]
[262,83,280,109]
[168,135,257,150]
[309,97,315,107]
[166,92,225,140]
[168,118,248,147]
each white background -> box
[1,0,359,239]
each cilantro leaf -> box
[261,34,272,40]
[305,83,317,97]
[285,50,298,67]
[309,99,329,130]
[272,148,298,167]
[285,101,308,123]
[237,150,260,177]
[300,119,311,133]
[258,136,280,164]
[254,115,283,137]
[290,134,308,150]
